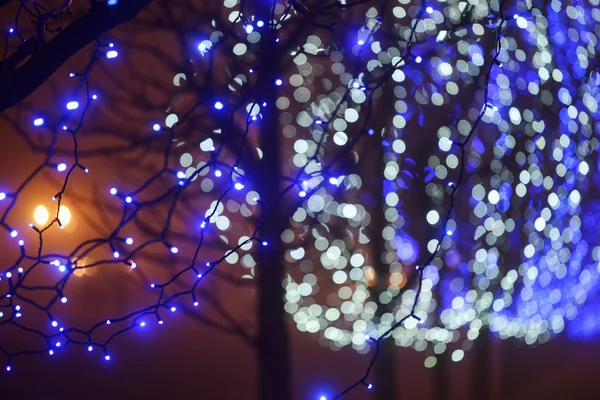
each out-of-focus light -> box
[66,101,79,110]
[10,230,17,238]
[299,191,306,197]
[108,0,118,5]
[18,240,24,246]
[57,163,67,172]
[198,43,206,52]
[234,182,244,190]
[140,321,146,327]
[245,25,254,34]
[358,39,364,45]
[126,237,133,245]
[88,346,93,352]
[262,241,268,246]
[0,192,6,200]
[58,206,71,226]
[113,251,120,259]
[153,123,161,131]
[215,170,222,177]
[106,50,118,59]
[193,301,199,307]
[52,321,58,327]
[329,177,338,185]
[61,297,67,304]
[214,101,224,110]
[426,6,433,13]
[6,272,12,278]
[256,20,264,27]
[170,306,176,312]
[33,118,44,126]
[105,355,111,361]
[275,79,283,86]
[177,171,186,179]
[415,56,422,63]
[125,196,132,203]
[34,205,49,226]
[170,246,179,254]
[446,230,453,236]
[110,188,117,195]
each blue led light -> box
[66,101,79,110]
[170,246,179,254]
[153,123,161,131]
[106,50,118,59]
[33,118,44,126]
[214,101,224,110]
[57,163,67,172]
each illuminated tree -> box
[1,1,600,400]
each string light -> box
[1,2,599,399]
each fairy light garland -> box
[1,1,600,400]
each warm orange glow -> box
[33,205,49,226]
[58,206,71,226]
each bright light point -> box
[214,101,224,110]
[9,28,13,33]
[447,230,453,236]
[125,237,134,245]
[106,320,111,325]
[140,322,146,327]
[152,123,161,131]
[69,73,75,77]
[105,355,110,361]
[52,321,58,327]
[352,82,360,88]
[299,191,306,197]
[257,20,264,27]
[108,0,118,5]
[10,230,17,238]
[193,301,199,307]
[275,79,283,86]
[6,366,11,371]
[198,43,206,51]
[329,177,338,185]
[49,350,54,355]
[215,170,222,177]
[176,171,186,179]
[113,251,120,259]
[33,117,44,126]
[234,182,244,190]
[106,50,118,59]
[6,272,11,278]
[62,125,68,131]
[426,6,433,13]
[200,221,206,229]
[55,342,61,347]
[66,101,79,110]
[0,193,5,200]
[358,40,364,45]
[60,297,68,304]
[170,246,179,254]
[170,307,176,312]
[88,346,93,352]
[57,206,71,226]
[206,262,211,267]
[150,284,155,288]
[448,182,454,187]
[262,241,268,246]
[110,188,117,195]
[92,94,98,100]
[197,273,202,278]
[513,14,518,19]
[125,196,132,203]
[245,25,254,33]
[320,396,326,400]
[18,240,24,246]
[262,102,267,106]
[415,56,422,63]
[130,262,137,269]
[57,163,67,172]
[367,384,373,389]
[158,320,164,325]
[59,265,66,272]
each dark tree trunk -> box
[253,6,291,399]
[469,328,491,400]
